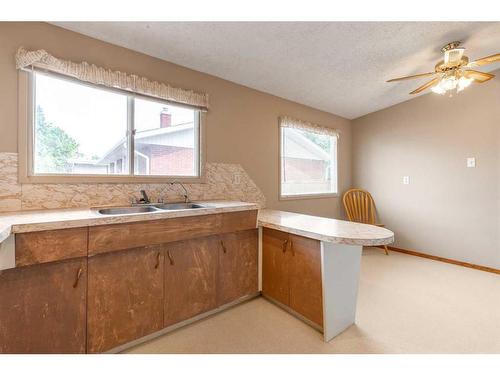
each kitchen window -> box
[279,117,338,199]
[21,70,203,182]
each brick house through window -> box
[281,127,336,196]
[72,110,196,176]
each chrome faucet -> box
[170,181,189,203]
[139,189,151,204]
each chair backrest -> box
[342,188,376,224]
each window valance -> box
[15,47,209,110]
[279,116,339,138]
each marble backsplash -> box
[0,152,266,212]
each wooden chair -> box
[342,188,389,255]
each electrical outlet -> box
[467,157,476,168]
[403,176,410,185]
[233,174,241,184]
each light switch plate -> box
[467,157,476,168]
[403,176,410,185]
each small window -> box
[29,71,201,181]
[280,125,338,199]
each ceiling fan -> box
[387,41,500,95]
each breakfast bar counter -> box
[258,209,394,246]
[258,209,394,341]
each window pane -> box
[133,97,198,176]
[34,73,128,175]
[281,127,337,196]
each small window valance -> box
[279,116,339,138]
[15,47,209,110]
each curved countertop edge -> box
[258,209,394,246]
[0,201,259,244]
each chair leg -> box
[383,245,389,255]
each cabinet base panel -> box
[107,293,261,354]
[321,242,362,342]
[262,294,323,333]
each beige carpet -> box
[125,247,500,354]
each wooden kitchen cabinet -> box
[262,228,323,327]
[87,246,164,353]
[288,234,323,327]
[15,227,88,267]
[88,210,258,255]
[164,236,219,327]
[218,229,259,305]
[0,257,87,354]
[262,227,290,306]
[0,210,259,353]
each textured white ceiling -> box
[53,22,500,119]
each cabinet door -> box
[0,258,87,353]
[87,246,163,353]
[262,227,290,306]
[288,234,323,327]
[218,229,258,306]
[164,236,218,327]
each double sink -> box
[96,203,207,216]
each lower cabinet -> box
[262,228,323,327]
[164,236,219,327]
[87,231,258,352]
[0,257,87,354]
[86,246,164,353]
[0,223,258,353]
[262,228,290,306]
[164,229,259,326]
[288,233,323,327]
[218,229,259,305]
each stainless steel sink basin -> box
[154,203,206,210]
[97,206,159,215]
[96,203,207,215]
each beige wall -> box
[2,23,498,267]
[0,22,351,218]
[352,75,500,269]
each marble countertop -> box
[258,209,394,246]
[0,201,258,243]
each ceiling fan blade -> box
[463,70,495,83]
[387,72,436,82]
[409,77,441,95]
[467,53,500,67]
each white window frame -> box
[18,70,206,184]
[278,123,339,200]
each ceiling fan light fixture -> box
[431,84,446,95]
[431,75,456,95]
[442,75,457,91]
[387,41,499,96]
[431,72,474,95]
[457,76,473,92]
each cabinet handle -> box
[289,240,294,256]
[155,251,161,269]
[282,239,288,253]
[167,250,175,266]
[73,267,83,288]
[220,240,227,254]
